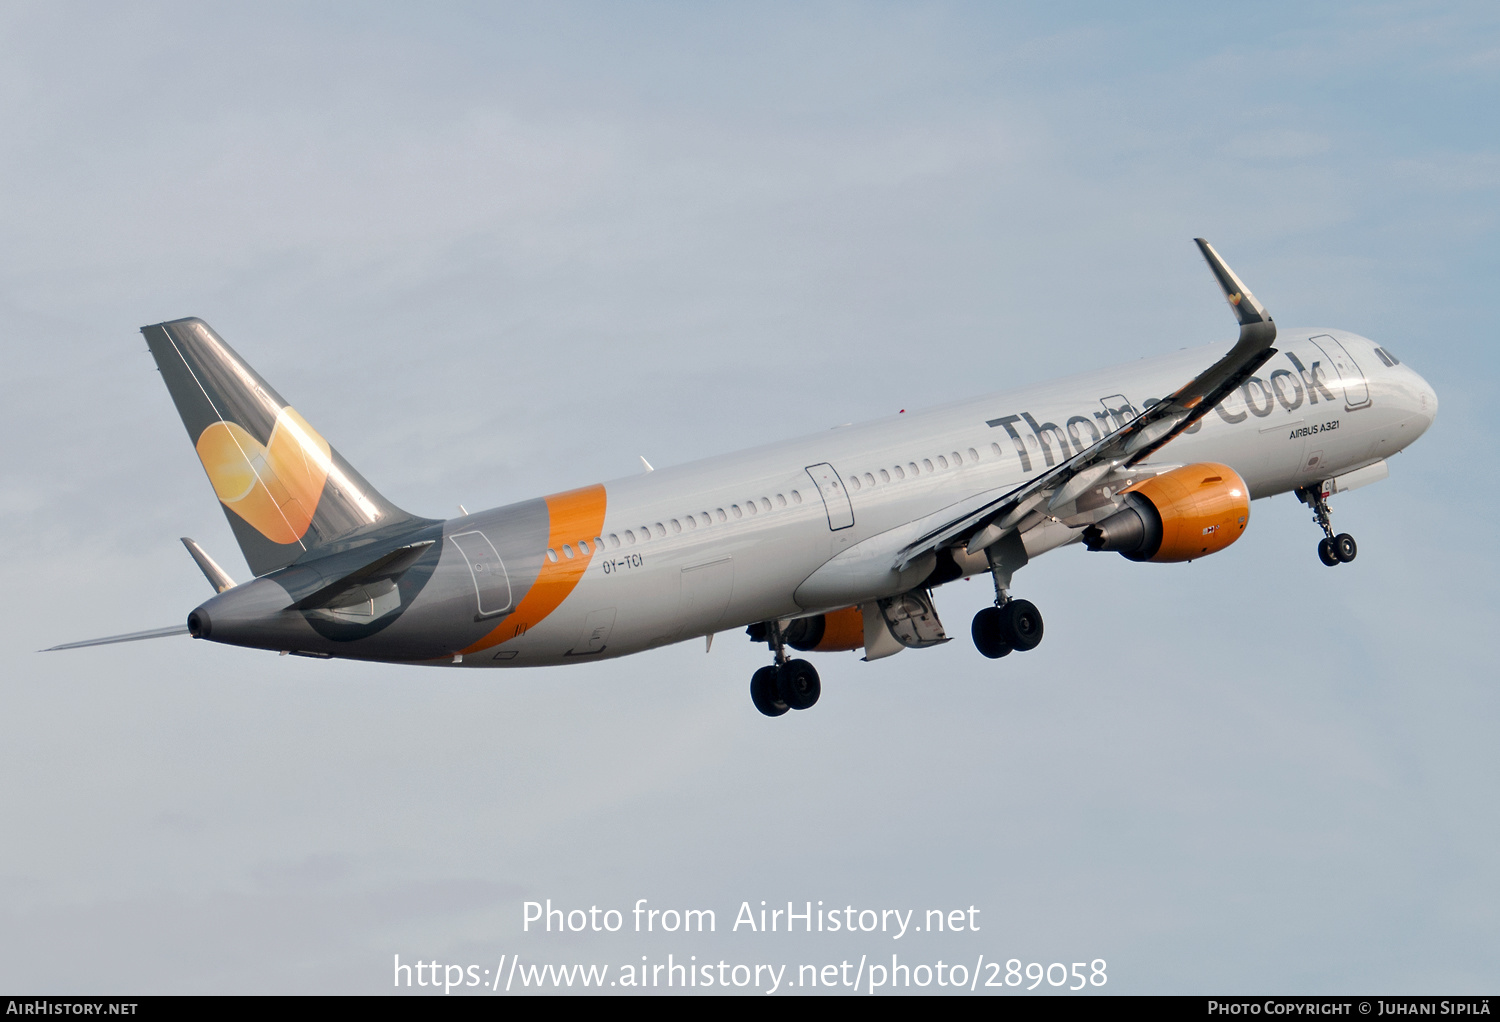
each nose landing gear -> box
[1298,485,1357,566]
[747,620,821,717]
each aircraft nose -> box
[1408,371,1438,437]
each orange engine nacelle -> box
[784,606,865,652]
[1082,462,1250,563]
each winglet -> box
[1194,238,1275,346]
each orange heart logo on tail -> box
[195,408,331,544]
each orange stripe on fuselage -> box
[460,483,607,655]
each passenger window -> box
[864,472,875,486]
[654,523,666,538]
[909,462,920,475]
[716,508,727,522]
[685,516,696,529]
[746,502,757,515]
[879,469,890,482]
[893,466,905,480]
[578,540,590,555]
[791,490,802,503]
[609,534,621,548]
[624,530,635,544]
[991,442,1002,456]
[936,455,948,469]
[968,447,978,461]
[731,505,742,518]
[760,498,772,512]
[849,476,861,491]
[776,494,787,506]
[953,451,963,464]
[923,458,934,472]
[546,548,558,563]
[562,544,574,559]
[671,519,682,533]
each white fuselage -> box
[428,328,1433,666]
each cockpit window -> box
[1374,346,1401,367]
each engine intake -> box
[1082,462,1250,563]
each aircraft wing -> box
[893,239,1277,570]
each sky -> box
[1,1,1497,995]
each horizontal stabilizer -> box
[43,625,189,652]
[290,540,435,611]
[182,537,235,593]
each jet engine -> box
[782,606,865,652]
[1082,462,1250,562]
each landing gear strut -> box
[747,619,821,717]
[1297,485,1357,567]
[971,535,1044,659]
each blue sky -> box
[1,2,1496,993]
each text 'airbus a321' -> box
[49,240,1437,716]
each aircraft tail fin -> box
[142,318,431,577]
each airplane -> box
[46,240,1438,717]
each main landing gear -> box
[1296,484,1358,567]
[971,600,1044,659]
[747,620,821,717]
[970,540,1044,660]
